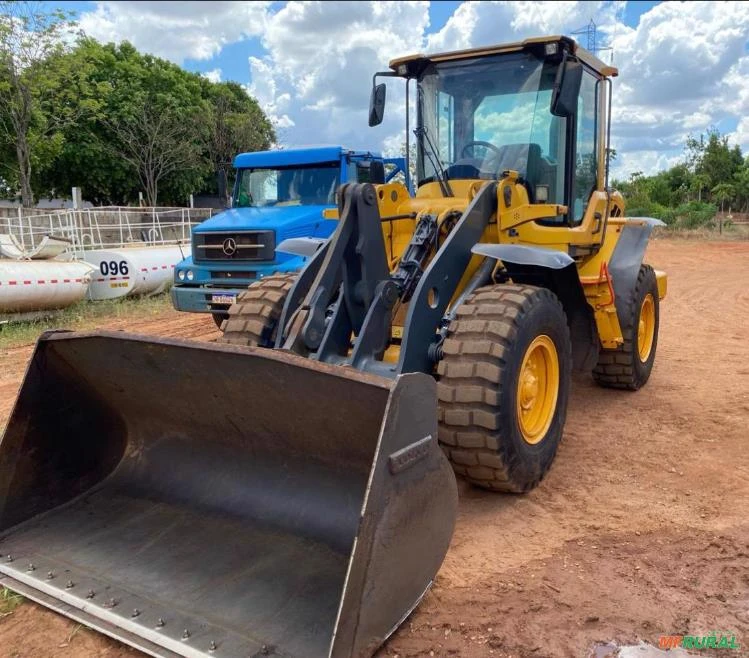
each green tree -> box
[663,163,691,205]
[690,172,710,202]
[201,80,274,203]
[38,39,134,204]
[0,1,83,206]
[711,182,735,212]
[699,130,742,192]
[38,39,274,206]
[684,133,705,172]
[732,161,749,212]
[105,103,203,207]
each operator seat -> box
[493,143,542,201]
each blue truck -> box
[172,146,407,327]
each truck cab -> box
[172,146,406,326]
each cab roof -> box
[389,35,618,78]
[233,146,382,169]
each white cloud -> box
[245,1,429,150]
[426,1,747,176]
[729,117,749,153]
[201,68,222,83]
[426,1,615,53]
[73,0,749,177]
[79,1,271,63]
[611,149,682,182]
[607,0,749,174]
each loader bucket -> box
[0,331,457,658]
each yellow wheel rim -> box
[637,294,656,362]
[516,335,559,445]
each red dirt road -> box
[0,239,747,657]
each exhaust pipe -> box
[0,331,457,657]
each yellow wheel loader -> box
[0,36,666,658]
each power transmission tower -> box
[572,19,614,62]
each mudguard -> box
[608,217,665,324]
[471,243,574,269]
[276,237,328,258]
[470,243,596,371]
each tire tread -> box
[438,284,571,492]
[219,273,296,346]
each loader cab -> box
[372,37,614,226]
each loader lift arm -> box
[278,181,498,377]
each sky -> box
[46,0,749,178]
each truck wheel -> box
[219,274,296,347]
[593,264,659,390]
[437,284,572,493]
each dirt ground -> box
[0,238,747,658]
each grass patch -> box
[0,587,24,617]
[654,222,749,241]
[0,293,174,349]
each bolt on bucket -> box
[0,331,457,658]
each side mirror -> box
[357,160,385,184]
[551,58,583,118]
[369,83,386,127]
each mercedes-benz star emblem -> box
[222,237,237,256]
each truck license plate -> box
[211,294,237,305]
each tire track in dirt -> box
[1,240,748,658]
[382,239,749,657]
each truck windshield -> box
[234,162,340,207]
[417,51,566,201]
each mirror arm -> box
[370,71,399,127]
[372,71,398,85]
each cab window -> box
[572,71,599,223]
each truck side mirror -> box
[551,59,583,118]
[357,160,385,184]
[369,83,386,127]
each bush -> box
[626,201,675,225]
[673,201,717,229]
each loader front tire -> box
[437,284,572,493]
[219,273,296,347]
[593,264,659,390]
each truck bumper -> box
[171,285,251,314]
[171,259,304,315]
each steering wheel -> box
[461,140,502,159]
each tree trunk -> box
[16,138,33,208]
[146,177,158,207]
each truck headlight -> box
[186,270,194,281]
[178,270,186,281]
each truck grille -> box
[193,231,275,263]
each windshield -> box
[417,52,566,202]
[234,163,340,207]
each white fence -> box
[0,206,212,258]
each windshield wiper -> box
[413,126,453,198]
[414,117,455,196]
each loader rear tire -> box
[437,284,572,493]
[593,264,659,390]
[219,273,296,347]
